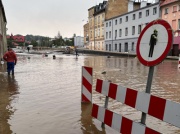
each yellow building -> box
[0,0,7,60]
[83,23,89,48]
[84,1,107,50]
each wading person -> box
[75,48,79,58]
[3,48,17,75]
[148,29,158,57]
[27,46,30,53]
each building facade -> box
[83,23,89,48]
[74,36,84,48]
[160,0,180,56]
[0,0,7,60]
[85,1,107,50]
[105,2,159,53]
[94,1,107,50]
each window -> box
[119,43,121,52]
[172,20,176,30]
[95,29,97,37]
[102,28,104,36]
[138,25,142,34]
[109,44,111,51]
[115,44,117,51]
[139,12,142,18]
[132,26,135,35]
[95,17,97,25]
[109,31,111,38]
[153,7,157,15]
[173,6,177,12]
[133,14,135,20]
[102,14,105,22]
[90,31,92,38]
[109,21,111,26]
[106,44,108,50]
[98,28,100,37]
[165,8,168,14]
[125,27,128,36]
[119,18,122,24]
[146,10,149,16]
[126,16,128,22]
[131,42,134,51]
[106,22,108,27]
[106,32,108,39]
[99,16,101,24]
[178,19,180,29]
[115,30,117,39]
[119,29,122,37]
[115,19,117,25]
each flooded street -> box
[0,53,180,134]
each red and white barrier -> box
[81,66,93,103]
[95,79,180,128]
[92,104,160,134]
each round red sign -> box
[136,19,173,66]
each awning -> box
[174,36,180,45]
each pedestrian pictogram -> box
[136,19,173,66]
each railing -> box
[92,79,180,134]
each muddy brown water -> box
[0,53,180,134]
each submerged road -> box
[0,52,180,134]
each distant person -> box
[75,48,79,58]
[27,46,30,53]
[3,48,17,75]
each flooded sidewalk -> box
[0,53,180,134]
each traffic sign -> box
[136,19,173,66]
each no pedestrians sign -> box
[136,19,173,66]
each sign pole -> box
[141,66,154,124]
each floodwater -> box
[0,52,180,134]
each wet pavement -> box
[0,52,180,134]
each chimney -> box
[128,0,134,12]
[140,1,147,8]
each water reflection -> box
[80,103,106,134]
[0,54,179,134]
[0,72,19,134]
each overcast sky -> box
[3,0,154,38]
[3,0,103,38]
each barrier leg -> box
[101,96,109,128]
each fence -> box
[92,79,180,134]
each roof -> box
[160,0,179,7]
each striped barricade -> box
[92,79,180,133]
[81,66,93,103]
[92,104,160,134]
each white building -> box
[74,36,84,48]
[105,1,159,53]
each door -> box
[172,44,179,56]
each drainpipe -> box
[112,19,113,52]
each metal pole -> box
[94,15,95,50]
[101,96,109,128]
[140,66,154,124]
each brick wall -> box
[105,0,129,20]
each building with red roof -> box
[160,0,180,56]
